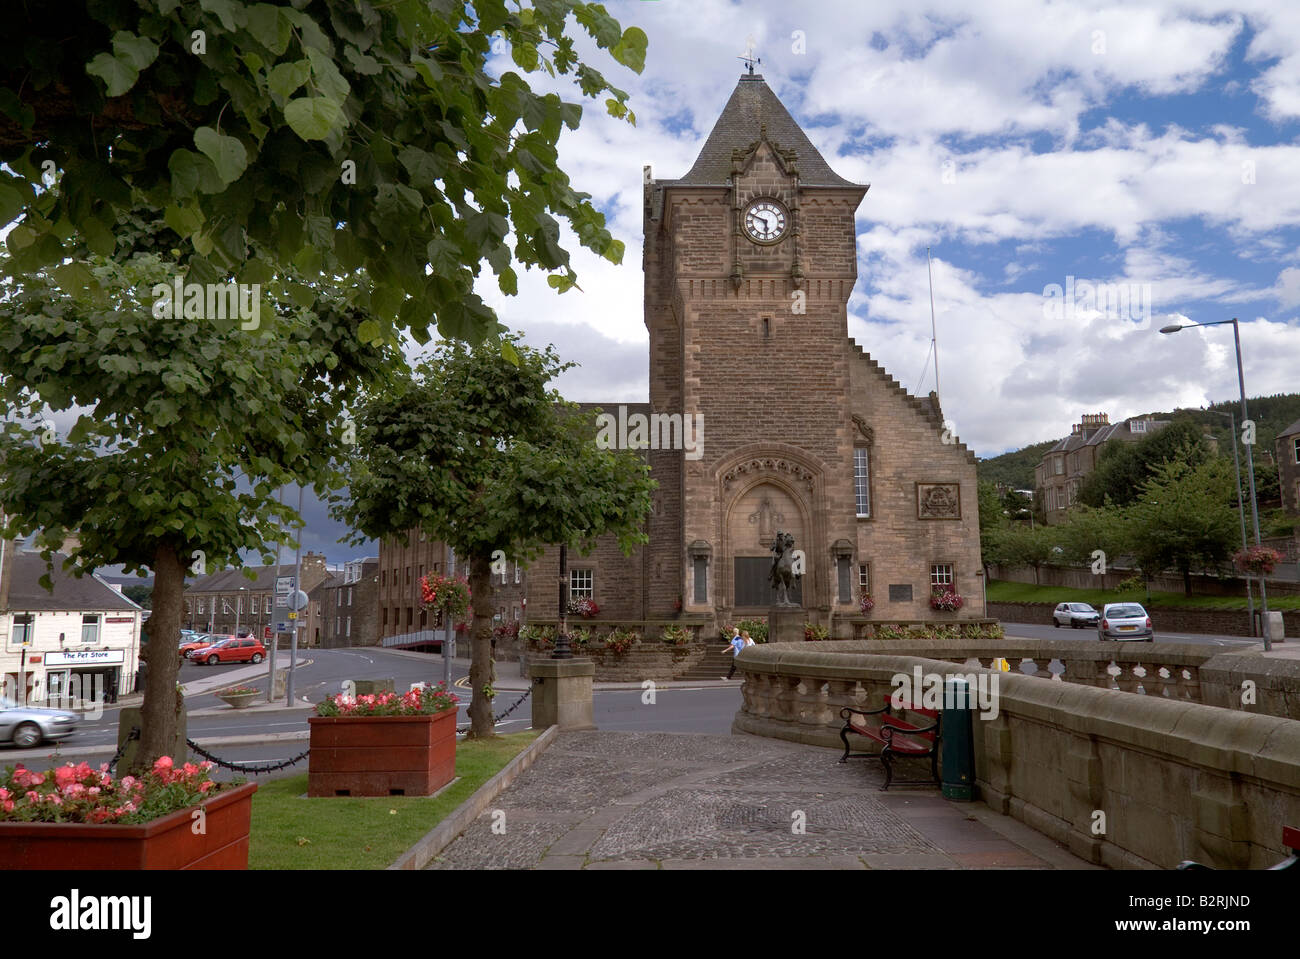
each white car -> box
[1053,603,1100,628]
[1098,603,1154,642]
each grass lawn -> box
[247,729,541,870]
[987,579,1300,611]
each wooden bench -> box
[838,700,941,790]
[1176,825,1299,871]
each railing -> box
[731,640,1300,869]
[381,629,444,649]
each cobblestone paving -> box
[428,731,1089,870]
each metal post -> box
[268,486,282,703]
[287,485,304,705]
[1224,410,1255,633]
[553,543,572,659]
[1232,319,1270,651]
[442,542,452,688]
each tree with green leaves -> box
[0,248,396,769]
[1078,418,1207,508]
[1127,453,1239,596]
[122,584,154,609]
[1,1,647,345]
[333,336,655,738]
[987,524,1058,585]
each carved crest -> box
[852,415,874,445]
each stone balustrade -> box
[733,640,1300,869]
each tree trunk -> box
[132,542,185,773]
[465,553,495,740]
[1183,566,1192,597]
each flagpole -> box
[927,246,941,406]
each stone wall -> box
[731,642,1300,869]
[990,562,1300,596]
[989,600,1299,638]
[519,643,711,682]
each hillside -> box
[977,392,1300,491]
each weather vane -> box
[739,34,760,75]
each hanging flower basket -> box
[420,573,472,621]
[566,597,600,618]
[859,592,875,614]
[1234,545,1283,576]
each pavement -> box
[427,730,1098,870]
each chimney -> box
[301,551,328,575]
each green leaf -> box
[52,261,95,296]
[245,4,289,54]
[345,45,382,75]
[357,319,381,343]
[284,97,342,140]
[86,53,138,97]
[499,339,520,367]
[193,127,249,185]
[164,202,205,238]
[6,224,36,252]
[111,31,160,72]
[200,0,245,32]
[0,181,23,226]
[611,27,648,74]
[268,60,311,101]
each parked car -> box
[188,637,267,665]
[1098,603,1154,642]
[0,696,79,749]
[1053,603,1100,628]
[179,633,217,659]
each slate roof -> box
[669,75,858,188]
[8,552,141,612]
[1279,417,1300,439]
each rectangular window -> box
[405,566,411,584]
[382,607,388,627]
[858,564,870,591]
[336,590,341,607]
[693,556,708,604]
[1294,437,1300,464]
[515,564,521,584]
[348,587,353,606]
[1054,456,1064,475]
[381,570,386,587]
[570,569,593,600]
[82,614,101,645]
[12,614,34,647]
[265,596,272,614]
[1131,419,1147,433]
[346,617,351,638]
[837,557,852,604]
[197,599,205,615]
[184,600,192,615]
[930,564,955,591]
[854,447,870,517]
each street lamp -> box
[1201,407,1254,633]
[234,586,246,636]
[1160,319,1271,650]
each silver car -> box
[1098,603,1154,642]
[0,696,80,749]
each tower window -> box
[854,447,871,517]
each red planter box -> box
[0,782,257,870]
[307,710,457,797]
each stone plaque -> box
[888,584,913,602]
[916,482,961,520]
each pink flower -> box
[152,756,174,773]
[120,776,137,790]
[87,786,100,796]
[2,800,13,813]
[200,780,217,793]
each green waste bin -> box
[941,676,975,801]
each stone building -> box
[376,530,527,647]
[1035,413,1170,525]
[183,550,330,646]
[522,71,985,635]
[315,557,380,648]
[1278,418,1300,516]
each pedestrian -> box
[742,630,754,647]
[721,627,745,679]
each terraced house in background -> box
[1035,413,1171,525]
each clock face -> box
[744,200,787,243]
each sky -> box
[480,0,1300,463]
[16,0,1300,569]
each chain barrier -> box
[106,726,141,774]
[186,738,311,775]
[456,686,532,736]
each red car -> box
[188,637,266,665]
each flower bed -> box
[309,685,459,797]
[0,758,256,869]
[930,589,965,612]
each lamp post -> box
[1160,319,1270,650]
[1201,407,1254,634]
[234,586,246,637]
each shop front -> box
[41,648,126,706]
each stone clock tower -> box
[639,72,984,632]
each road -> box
[1002,621,1262,648]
